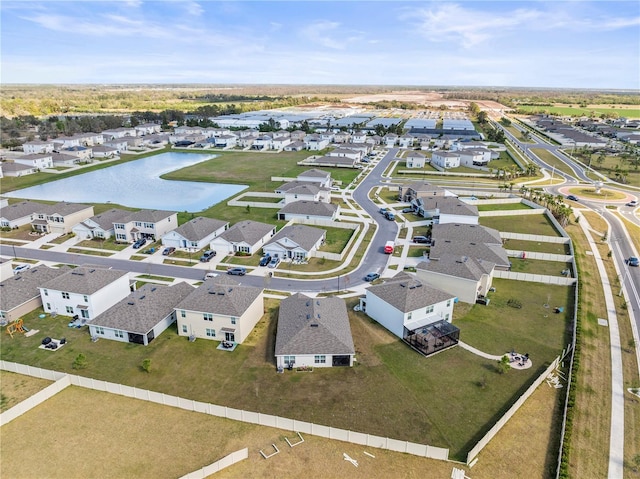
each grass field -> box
[577,153,640,187]
[0,294,564,461]
[509,258,572,276]
[566,187,627,201]
[503,238,571,255]
[480,213,562,237]
[75,238,129,251]
[530,148,577,178]
[476,202,533,211]
[0,370,51,412]
[516,105,640,118]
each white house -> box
[398,135,415,148]
[62,146,93,161]
[275,293,355,369]
[72,208,131,240]
[271,136,291,150]
[416,253,495,304]
[458,149,489,167]
[412,196,479,225]
[327,148,363,161]
[88,282,194,346]
[91,145,119,158]
[51,152,80,167]
[162,216,229,250]
[405,151,426,168]
[104,139,129,151]
[276,182,329,205]
[113,209,178,243]
[0,200,45,229]
[13,153,53,170]
[175,276,264,344]
[431,151,461,169]
[22,140,55,154]
[135,123,162,136]
[209,220,276,255]
[252,135,273,150]
[304,134,330,151]
[102,127,137,139]
[262,224,326,261]
[1,162,37,177]
[383,134,398,147]
[39,266,131,320]
[214,134,238,148]
[296,169,332,188]
[360,272,458,356]
[277,200,339,222]
[351,130,368,143]
[52,136,81,149]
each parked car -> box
[413,236,430,244]
[259,254,271,266]
[227,267,246,276]
[364,272,380,282]
[330,186,341,191]
[268,257,280,268]
[132,238,147,249]
[385,211,395,221]
[566,195,579,202]
[203,272,219,280]
[626,200,638,207]
[402,208,414,213]
[379,207,387,215]
[162,247,176,256]
[13,264,31,274]
[627,256,639,267]
[199,250,216,262]
[361,158,370,163]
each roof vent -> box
[151,287,156,292]
[228,288,233,293]
[71,271,84,276]
[127,301,135,305]
[400,283,406,288]
[310,323,319,328]
[217,291,225,295]
[306,301,310,307]
[139,295,145,300]
[89,269,96,273]
[306,314,310,320]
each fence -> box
[505,250,573,262]
[479,209,543,217]
[0,374,70,426]
[0,361,450,462]
[494,270,576,285]
[227,192,284,209]
[500,232,569,244]
[466,357,560,464]
[179,449,248,479]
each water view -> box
[4,152,247,211]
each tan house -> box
[31,202,95,235]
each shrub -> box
[72,353,87,370]
[141,359,151,373]
[507,298,522,309]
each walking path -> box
[458,341,502,360]
[578,216,624,479]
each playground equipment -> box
[6,319,26,338]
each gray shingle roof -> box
[171,217,228,241]
[285,184,322,196]
[175,276,262,317]
[432,223,502,245]
[299,169,330,179]
[218,220,274,245]
[47,202,92,217]
[417,196,479,217]
[52,153,78,162]
[366,272,454,313]
[278,200,337,217]
[430,223,509,267]
[41,266,128,295]
[404,181,449,196]
[0,266,71,311]
[265,224,326,252]
[2,162,34,172]
[84,209,130,230]
[90,282,194,334]
[417,253,495,281]
[276,181,321,193]
[275,293,354,356]
[314,156,356,166]
[124,209,176,223]
[0,200,47,221]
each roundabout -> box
[559,185,631,203]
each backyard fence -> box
[479,209,543,217]
[505,250,573,262]
[0,374,70,426]
[466,356,561,465]
[179,449,248,479]
[0,361,450,462]
[494,270,577,285]
[500,232,570,244]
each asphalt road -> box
[1,148,401,294]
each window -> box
[446,300,451,307]
[115,224,125,230]
[83,295,88,302]
[445,313,450,321]
[231,317,236,325]
[46,303,51,310]
[135,221,142,227]
[407,312,412,320]
[206,328,215,337]
[62,292,70,299]
[203,313,213,321]
[182,325,187,333]
[44,289,48,296]
[95,327,105,335]
[65,306,74,314]
[116,233,127,241]
[81,310,89,319]
[284,355,296,366]
[180,310,186,318]
[314,355,326,364]
[114,330,124,339]
[144,222,154,229]
[426,305,434,314]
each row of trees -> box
[519,188,573,227]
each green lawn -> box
[515,105,640,118]
[509,258,572,276]
[502,238,571,255]
[0,298,560,461]
[477,202,533,211]
[530,149,576,178]
[407,246,429,257]
[480,214,562,237]
[76,238,128,251]
[236,196,283,204]
[322,226,355,253]
[487,150,524,171]
[66,248,114,257]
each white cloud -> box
[301,21,345,50]
[185,1,204,17]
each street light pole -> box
[337,274,340,293]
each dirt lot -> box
[342,90,468,109]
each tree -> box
[141,358,152,373]
[497,355,511,374]
[477,111,489,124]
[469,102,480,117]
[73,353,88,370]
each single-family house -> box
[416,253,495,304]
[398,135,415,148]
[31,202,95,235]
[175,276,264,344]
[334,132,351,143]
[271,136,291,150]
[91,145,119,158]
[399,181,455,203]
[0,200,45,229]
[162,216,229,250]
[321,132,335,143]
[113,209,177,243]
[135,123,162,136]
[214,134,238,148]
[360,272,458,356]
[89,282,194,346]
[351,130,368,143]
[458,149,490,167]
[405,151,426,168]
[74,132,104,146]
[1,162,37,177]
[327,148,363,161]
[290,130,306,141]
[312,155,358,168]
[39,266,131,320]
[209,220,276,255]
[50,152,80,167]
[103,139,129,151]
[252,135,273,150]
[0,257,13,281]
[275,181,329,204]
[22,140,55,154]
[52,136,81,149]
[72,208,131,240]
[431,151,461,169]
[0,266,70,323]
[262,224,326,261]
[412,196,479,225]
[275,293,355,369]
[304,134,330,151]
[277,200,339,221]
[297,169,332,188]
[284,141,306,151]
[13,153,53,170]
[102,127,137,139]
[383,134,398,147]
[62,146,93,161]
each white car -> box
[13,264,31,274]
[626,200,638,207]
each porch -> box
[403,319,460,357]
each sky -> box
[1,0,639,89]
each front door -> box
[225,332,235,342]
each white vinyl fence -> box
[0,361,449,462]
[179,449,248,479]
[0,374,70,426]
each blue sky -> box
[1,1,639,88]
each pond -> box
[4,152,247,212]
